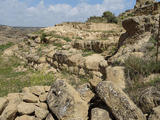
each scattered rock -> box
[35,102,48,110]
[22,93,39,103]
[0,104,17,120]
[77,83,95,103]
[148,106,160,120]
[139,87,160,113]
[85,54,105,71]
[135,0,156,8]
[0,98,8,115]
[45,114,55,120]
[39,93,48,102]
[17,102,35,115]
[44,86,51,92]
[106,66,126,89]
[7,93,22,105]
[15,115,35,120]
[30,86,46,96]
[35,107,49,119]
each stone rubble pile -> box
[0,80,160,120]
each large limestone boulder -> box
[96,81,146,120]
[85,54,107,71]
[91,108,111,120]
[47,80,89,120]
[68,54,85,67]
[17,102,35,115]
[148,106,160,120]
[106,66,126,89]
[139,87,160,113]
[122,17,145,36]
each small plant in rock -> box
[53,43,63,48]
[82,49,95,57]
[63,37,72,42]
[40,33,47,43]
[149,35,157,44]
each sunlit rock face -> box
[135,0,156,8]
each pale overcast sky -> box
[0,0,143,27]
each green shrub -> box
[102,11,118,23]
[87,11,118,24]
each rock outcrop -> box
[135,0,156,8]
[148,106,160,120]
[96,81,146,120]
[139,87,160,113]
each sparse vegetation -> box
[53,43,63,48]
[40,33,47,43]
[0,42,14,52]
[124,56,160,80]
[0,44,55,96]
[29,71,55,86]
[82,49,95,57]
[63,37,72,42]
[123,56,160,90]
[44,31,72,42]
[75,36,83,40]
[61,69,89,86]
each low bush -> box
[40,33,47,43]
[87,11,118,24]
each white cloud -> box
[0,0,133,27]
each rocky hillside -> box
[0,25,41,45]
[0,0,160,120]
